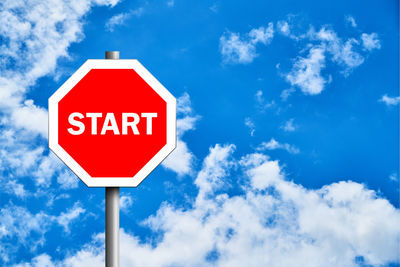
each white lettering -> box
[122,113,140,135]
[141,113,157,135]
[101,113,120,135]
[86,113,102,135]
[68,112,85,135]
[67,112,157,135]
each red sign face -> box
[49,60,176,187]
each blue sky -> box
[0,0,399,266]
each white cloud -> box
[16,145,400,267]
[57,170,79,190]
[220,32,257,64]
[120,195,134,212]
[345,15,357,28]
[227,20,380,95]
[249,24,274,45]
[0,144,45,177]
[11,100,48,138]
[105,8,144,32]
[275,16,307,40]
[361,33,381,51]
[56,203,85,233]
[33,152,65,187]
[241,153,284,189]
[334,38,364,72]
[1,204,79,239]
[284,25,377,94]
[256,138,300,154]
[177,116,199,136]
[286,46,327,95]
[0,205,50,262]
[162,93,199,176]
[175,92,200,136]
[0,201,85,263]
[308,27,370,75]
[162,140,195,176]
[244,117,255,136]
[195,144,236,202]
[281,118,296,132]
[389,173,398,182]
[105,13,131,32]
[379,94,400,106]
[176,92,194,115]
[254,90,274,111]
[13,254,54,267]
[93,0,120,7]
[255,90,264,105]
[277,20,290,36]
[4,180,28,198]
[220,23,274,64]
[13,233,105,267]
[280,87,295,101]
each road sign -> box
[49,59,176,187]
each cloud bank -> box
[220,16,381,96]
[14,145,400,267]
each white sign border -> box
[49,60,176,187]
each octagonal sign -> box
[49,60,176,187]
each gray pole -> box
[105,51,120,267]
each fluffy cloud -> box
[256,138,300,154]
[105,8,144,32]
[162,140,194,176]
[15,144,400,267]
[248,25,275,45]
[311,27,364,73]
[379,94,400,106]
[361,33,381,51]
[277,20,291,36]
[162,93,200,176]
[345,15,357,28]
[13,233,105,267]
[105,13,132,32]
[1,201,85,263]
[283,24,380,94]
[286,46,327,95]
[0,206,50,262]
[220,23,274,64]
[56,203,86,233]
[4,180,28,198]
[281,118,296,132]
[33,152,66,187]
[254,90,274,111]
[280,87,296,101]
[389,173,398,182]
[194,144,236,202]
[11,100,48,137]
[120,195,134,213]
[57,169,79,190]
[221,18,381,95]
[244,117,255,136]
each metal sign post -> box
[105,51,120,267]
[106,186,119,267]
